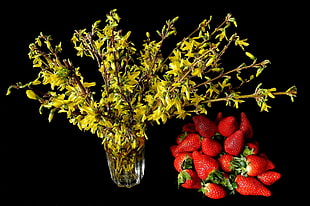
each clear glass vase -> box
[105,137,145,188]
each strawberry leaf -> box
[181,154,193,170]
[242,145,255,156]
[177,170,192,187]
[204,170,237,193]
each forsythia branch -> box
[7,9,297,146]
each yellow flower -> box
[144,95,155,106]
[191,67,202,78]
[41,72,64,90]
[168,61,182,76]
[148,106,167,124]
[78,107,97,132]
[235,37,249,50]
[233,99,245,109]
[174,108,189,119]
[51,94,70,108]
[181,85,190,100]
[260,102,271,112]
[215,29,226,41]
[267,88,277,98]
[134,104,147,122]
[190,93,205,105]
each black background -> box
[1,1,308,205]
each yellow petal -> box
[245,52,256,60]
[83,82,96,87]
[26,90,37,100]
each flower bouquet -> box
[7,9,296,188]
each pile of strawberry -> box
[170,112,281,199]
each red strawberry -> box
[174,153,193,172]
[244,141,260,155]
[203,183,227,199]
[218,116,239,137]
[170,145,178,157]
[246,155,268,176]
[176,133,187,144]
[257,171,281,186]
[182,123,196,133]
[259,153,276,170]
[240,112,253,139]
[265,159,275,171]
[218,154,234,172]
[201,137,222,157]
[224,130,245,156]
[192,115,217,138]
[174,133,201,153]
[178,169,202,189]
[235,175,271,197]
[192,151,219,180]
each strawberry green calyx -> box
[204,170,237,194]
[174,153,193,172]
[230,155,248,176]
[178,170,191,186]
[178,169,202,189]
[242,145,256,156]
